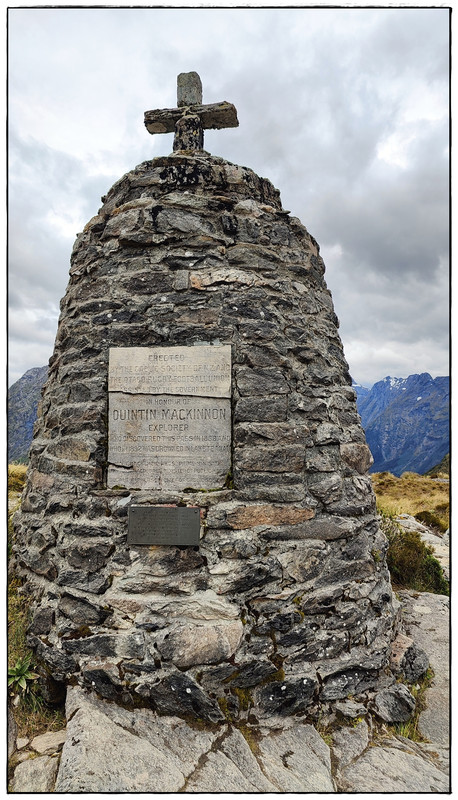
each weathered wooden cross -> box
[144,72,238,152]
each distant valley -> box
[8,366,449,477]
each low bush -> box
[380,513,449,595]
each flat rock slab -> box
[10,755,59,792]
[338,735,449,793]
[397,590,449,746]
[56,687,335,793]
[30,728,66,754]
[55,691,186,792]
[257,724,335,792]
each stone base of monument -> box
[14,151,398,722]
[9,590,449,793]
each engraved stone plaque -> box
[128,505,201,546]
[107,345,231,490]
[108,345,231,397]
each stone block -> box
[29,606,55,635]
[235,367,289,396]
[11,755,59,793]
[59,594,111,625]
[257,676,317,715]
[234,395,287,422]
[236,445,304,473]
[226,504,315,529]
[234,422,308,447]
[47,438,92,462]
[30,728,67,755]
[260,516,354,542]
[65,541,114,572]
[157,620,243,668]
[340,442,374,474]
[145,672,225,723]
[371,684,416,723]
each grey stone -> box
[145,671,225,723]
[340,442,373,473]
[331,719,369,770]
[156,620,243,668]
[29,606,55,635]
[59,593,111,625]
[63,631,144,659]
[397,590,449,746]
[219,727,278,791]
[16,737,29,750]
[30,728,66,755]
[401,641,429,682]
[64,687,217,779]
[177,71,202,107]
[11,755,59,792]
[256,675,317,715]
[234,395,287,422]
[8,705,17,759]
[184,750,259,793]
[320,668,379,701]
[338,737,449,793]
[334,699,368,719]
[55,695,185,792]
[81,661,125,701]
[56,568,110,594]
[372,683,416,723]
[227,659,278,688]
[235,366,290,396]
[257,723,334,791]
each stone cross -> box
[144,72,238,152]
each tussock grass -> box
[8,463,27,493]
[371,471,449,532]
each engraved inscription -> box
[109,345,231,397]
[107,345,232,491]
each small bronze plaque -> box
[128,506,201,546]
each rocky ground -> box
[9,584,450,793]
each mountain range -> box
[8,366,48,463]
[354,373,449,476]
[8,366,449,477]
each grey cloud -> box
[8,7,449,387]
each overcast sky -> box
[8,6,450,387]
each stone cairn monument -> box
[13,73,397,724]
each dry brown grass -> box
[8,463,27,493]
[371,471,449,532]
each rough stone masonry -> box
[13,72,398,723]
